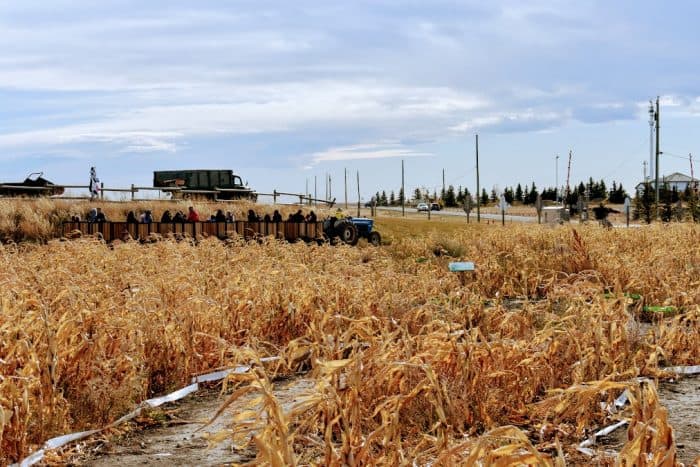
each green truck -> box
[153,169,257,201]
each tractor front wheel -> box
[368,231,381,246]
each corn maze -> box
[0,199,699,465]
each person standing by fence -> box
[89,167,100,201]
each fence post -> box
[100,182,104,200]
[131,184,135,201]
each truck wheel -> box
[369,231,381,246]
[339,223,358,245]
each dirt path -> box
[598,376,700,466]
[659,376,700,466]
[72,374,698,465]
[81,378,314,466]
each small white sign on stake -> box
[623,196,631,215]
[499,194,509,213]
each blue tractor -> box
[322,216,382,246]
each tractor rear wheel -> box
[339,223,359,245]
[368,231,381,246]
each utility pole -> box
[690,153,695,188]
[306,178,309,204]
[655,96,660,219]
[314,175,317,207]
[648,101,655,182]
[401,159,405,217]
[442,168,445,195]
[643,161,648,182]
[344,168,348,209]
[555,154,559,203]
[328,174,332,201]
[356,171,361,217]
[565,150,572,209]
[475,134,480,222]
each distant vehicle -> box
[430,203,441,211]
[0,172,65,198]
[417,203,429,212]
[153,169,257,201]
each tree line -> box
[371,178,628,207]
[634,182,700,223]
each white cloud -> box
[0,81,487,154]
[449,110,566,133]
[310,142,432,164]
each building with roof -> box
[635,172,699,194]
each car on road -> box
[430,203,441,211]
[417,203,429,212]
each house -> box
[635,172,699,194]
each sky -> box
[1,0,699,202]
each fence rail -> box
[24,184,337,206]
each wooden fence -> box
[62,221,325,243]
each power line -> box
[661,151,693,160]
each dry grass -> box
[0,202,698,464]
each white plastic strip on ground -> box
[14,358,279,467]
[44,430,100,450]
[614,390,630,409]
[579,420,629,448]
[144,383,199,407]
[663,365,700,375]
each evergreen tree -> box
[635,182,654,224]
[545,187,558,201]
[671,186,679,203]
[490,187,498,203]
[660,184,673,222]
[515,183,523,203]
[413,187,422,202]
[586,177,595,198]
[389,190,396,206]
[608,182,627,204]
[598,179,607,199]
[456,186,464,205]
[463,187,472,204]
[380,190,388,206]
[444,185,456,207]
[504,187,514,204]
[481,188,489,205]
[398,187,405,206]
[682,184,693,202]
[687,187,700,222]
[524,183,537,204]
[565,189,579,208]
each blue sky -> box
[1,1,699,201]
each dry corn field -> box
[0,199,699,465]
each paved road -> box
[375,206,537,223]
